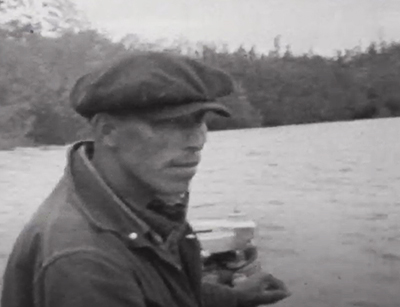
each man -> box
[2,52,290,307]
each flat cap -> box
[70,52,235,119]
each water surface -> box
[1,118,399,307]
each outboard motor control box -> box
[191,210,262,286]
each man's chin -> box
[155,192,188,205]
[153,180,191,198]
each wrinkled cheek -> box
[131,152,165,180]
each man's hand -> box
[233,272,291,306]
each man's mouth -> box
[171,161,199,168]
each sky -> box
[75,0,400,56]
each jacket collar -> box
[65,141,200,271]
[65,141,152,241]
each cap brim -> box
[138,102,232,120]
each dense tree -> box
[1,7,400,147]
[0,0,88,36]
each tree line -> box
[1,29,400,148]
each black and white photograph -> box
[0,1,399,306]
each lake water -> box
[1,118,399,307]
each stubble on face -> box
[111,112,207,197]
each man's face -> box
[110,111,208,196]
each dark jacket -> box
[1,142,238,307]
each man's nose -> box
[186,123,207,152]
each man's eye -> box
[196,113,207,123]
[153,118,180,125]
[169,116,192,126]
[176,117,192,126]
[168,117,185,125]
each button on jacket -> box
[1,141,238,307]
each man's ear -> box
[90,113,119,148]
